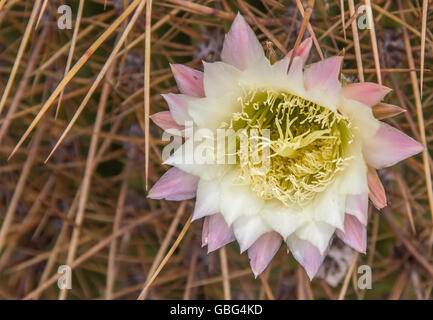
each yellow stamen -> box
[223,87,354,206]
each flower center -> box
[224,87,353,206]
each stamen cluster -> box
[227,88,353,206]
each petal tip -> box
[146,190,159,200]
[287,37,313,65]
[221,12,263,70]
[191,213,201,222]
[364,122,425,169]
[413,140,425,154]
[250,264,261,278]
[304,268,317,281]
[170,64,204,97]
[247,232,281,278]
[147,167,198,201]
[342,83,392,107]
[147,183,163,200]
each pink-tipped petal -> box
[286,37,312,65]
[367,166,387,209]
[206,213,235,253]
[170,64,204,97]
[150,111,184,134]
[202,217,210,247]
[147,167,198,201]
[161,93,191,125]
[288,236,326,280]
[221,13,264,70]
[342,83,392,107]
[304,56,343,92]
[247,232,282,278]
[336,214,367,254]
[346,193,368,226]
[363,122,424,169]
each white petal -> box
[241,56,307,97]
[193,179,220,221]
[345,193,369,226]
[271,56,289,75]
[260,200,307,240]
[335,148,369,195]
[233,215,271,253]
[311,187,346,231]
[219,170,264,225]
[164,137,232,180]
[188,94,238,131]
[339,97,380,144]
[239,56,295,92]
[295,221,335,254]
[239,57,273,87]
[286,56,306,96]
[203,61,242,98]
[161,93,192,125]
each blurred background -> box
[0,0,432,299]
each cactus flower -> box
[148,14,423,279]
